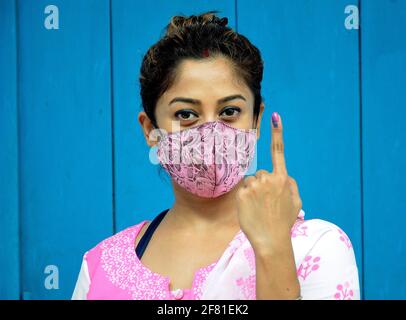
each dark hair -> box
[139,11,264,129]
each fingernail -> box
[272,112,279,128]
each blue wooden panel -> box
[17,0,113,299]
[361,0,406,299]
[111,0,237,231]
[0,0,20,299]
[0,0,402,300]
[238,0,363,294]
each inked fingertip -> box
[271,112,279,128]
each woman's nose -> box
[200,113,219,123]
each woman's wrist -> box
[251,232,293,257]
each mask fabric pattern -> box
[156,120,257,198]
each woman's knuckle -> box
[278,174,288,184]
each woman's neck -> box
[167,179,244,232]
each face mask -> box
[156,120,257,198]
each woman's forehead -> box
[162,58,253,102]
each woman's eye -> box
[220,107,241,117]
[174,110,198,121]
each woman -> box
[72,11,360,300]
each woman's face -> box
[139,56,264,146]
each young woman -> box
[72,11,360,300]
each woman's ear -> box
[138,111,157,147]
[255,102,265,140]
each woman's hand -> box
[236,112,302,252]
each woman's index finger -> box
[271,112,287,175]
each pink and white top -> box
[72,209,360,300]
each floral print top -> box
[72,209,360,300]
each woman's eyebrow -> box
[169,94,246,106]
[218,94,246,104]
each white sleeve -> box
[71,254,91,300]
[297,228,360,300]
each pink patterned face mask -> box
[156,120,257,198]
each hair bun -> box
[166,11,228,37]
[216,17,228,27]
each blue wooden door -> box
[1,0,405,299]
[1,0,114,299]
[361,0,406,299]
[0,0,20,300]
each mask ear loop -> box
[150,119,166,142]
[148,122,166,165]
